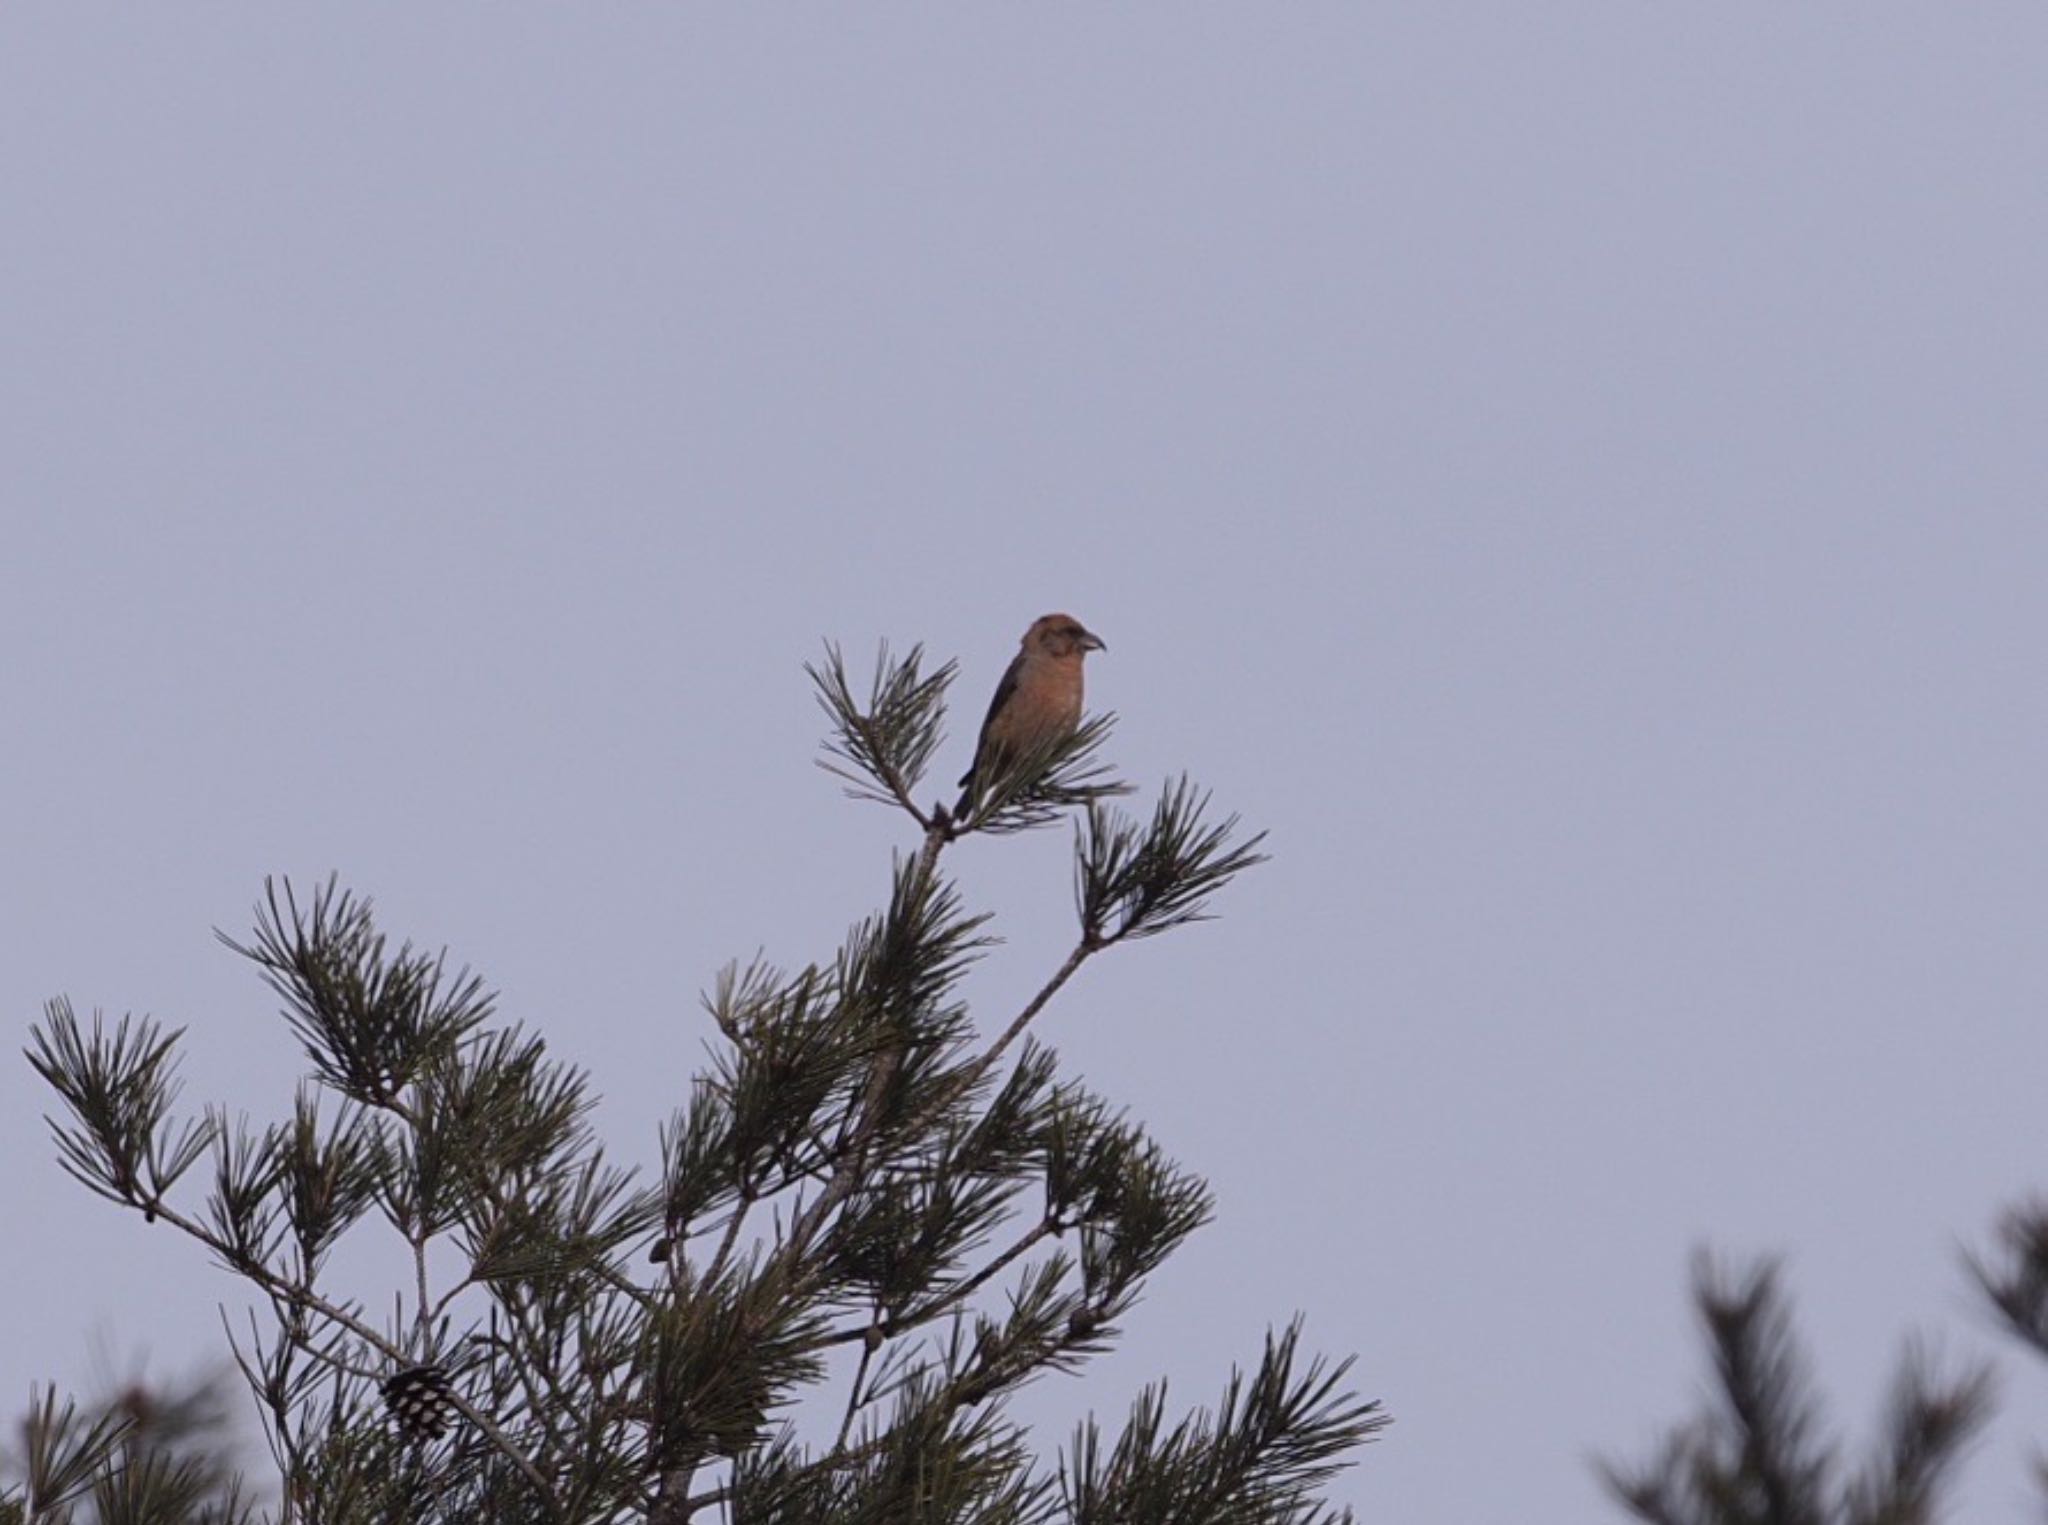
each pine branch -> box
[1969,1199,2048,1364]
[128,1193,405,1367]
[1841,1342,1994,1525]
[817,1217,1063,1351]
[716,1372,1056,1524]
[277,1086,381,1282]
[1599,1256,1828,1525]
[219,876,492,1106]
[1702,1258,1829,1525]
[976,944,1096,1088]
[1076,776,1270,947]
[30,970,572,1522]
[1044,1084,1216,1313]
[1061,1319,1385,1525]
[807,640,956,827]
[27,1001,216,1214]
[767,849,991,1269]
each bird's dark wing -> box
[957,651,1025,788]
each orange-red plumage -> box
[955,613,1105,816]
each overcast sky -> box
[5,7,2047,1520]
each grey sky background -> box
[4,7,2046,1519]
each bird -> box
[954,613,1105,818]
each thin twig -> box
[430,1273,477,1325]
[413,1234,432,1349]
[146,1197,406,1362]
[257,1285,383,1381]
[701,1185,758,1289]
[490,1295,577,1480]
[890,940,1095,1152]
[857,726,931,831]
[966,943,1091,1089]
[833,1321,880,1452]
[913,820,946,884]
[439,1383,563,1521]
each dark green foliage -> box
[221,878,494,1106]
[1042,1083,1215,1315]
[28,1004,213,1214]
[808,642,958,816]
[206,1113,287,1276]
[25,641,1374,1524]
[1062,1321,1385,1525]
[1076,778,1271,947]
[636,1261,832,1473]
[729,1383,1050,1525]
[1599,1255,1992,1525]
[277,1090,381,1277]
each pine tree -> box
[22,642,1386,1525]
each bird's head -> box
[1025,613,1105,660]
